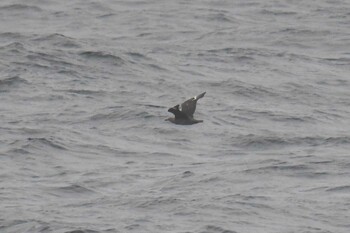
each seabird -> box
[166,92,206,125]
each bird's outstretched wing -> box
[168,105,189,120]
[180,92,206,118]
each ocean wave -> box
[89,108,157,122]
[277,28,331,36]
[79,51,125,66]
[234,134,350,149]
[260,9,297,16]
[0,4,42,12]
[245,164,309,173]
[52,184,96,196]
[126,52,148,61]
[64,230,99,233]
[0,32,26,40]
[207,79,280,101]
[97,13,116,19]
[136,196,180,209]
[241,162,332,178]
[326,185,350,193]
[0,220,50,233]
[89,111,127,121]
[321,57,350,66]
[65,89,107,96]
[232,108,317,123]
[25,137,67,151]
[0,42,26,54]
[200,225,237,233]
[0,76,28,89]
[26,52,74,67]
[32,33,81,49]
[202,47,257,63]
[205,12,236,23]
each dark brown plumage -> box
[166,92,206,125]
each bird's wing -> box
[168,105,189,120]
[180,92,206,118]
[181,98,196,118]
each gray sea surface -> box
[1,0,350,233]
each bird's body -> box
[166,92,206,125]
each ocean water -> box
[1,0,350,232]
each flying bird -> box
[166,92,206,125]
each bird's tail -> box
[195,92,206,100]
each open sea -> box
[1,0,350,232]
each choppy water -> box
[1,1,350,233]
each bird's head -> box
[168,104,179,114]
